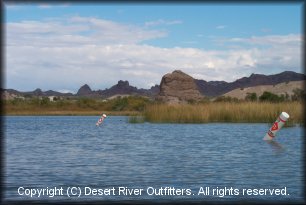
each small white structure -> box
[48,96,56,101]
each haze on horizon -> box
[5,3,302,94]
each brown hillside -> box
[223,80,305,99]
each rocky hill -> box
[101,80,159,97]
[157,70,202,103]
[76,84,92,96]
[76,80,160,98]
[196,71,305,97]
[2,90,25,100]
[3,88,74,98]
[100,80,139,97]
[223,80,305,100]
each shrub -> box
[259,91,284,103]
[112,97,128,111]
[245,92,257,101]
[77,98,98,109]
[291,88,305,101]
[40,97,50,106]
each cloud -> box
[227,34,301,45]
[57,89,75,94]
[7,16,167,47]
[5,16,302,92]
[144,19,182,27]
[216,25,227,29]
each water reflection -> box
[266,140,285,153]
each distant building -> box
[48,96,57,101]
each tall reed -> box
[144,102,303,124]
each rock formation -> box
[77,84,92,96]
[157,70,203,103]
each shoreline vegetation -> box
[143,102,303,125]
[4,110,141,116]
[3,96,303,125]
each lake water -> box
[4,116,304,203]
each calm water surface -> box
[4,116,304,203]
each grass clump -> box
[128,116,145,123]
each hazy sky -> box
[5,3,303,93]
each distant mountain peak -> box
[82,84,91,89]
[77,84,92,96]
[117,80,129,87]
[32,88,43,95]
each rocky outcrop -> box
[101,80,138,97]
[32,88,44,96]
[77,84,92,96]
[100,80,160,98]
[157,70,203,103]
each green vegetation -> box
[4,95,150,116]
[254,89,305,103]
[143,102,303,124]
[128,116,145,123]
[259,91,285,102]
[291,88,305,101]
[245,92,257,101]
[3,91,304,125]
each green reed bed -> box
[144,102,303,124]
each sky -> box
[4,3,303,93]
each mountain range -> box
[196,71,305,97]
[3,70,305,99]
[76,80,160,98]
